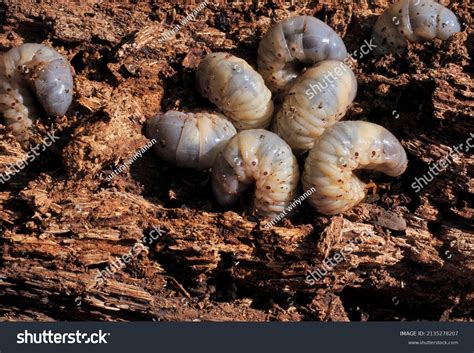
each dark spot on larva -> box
[7,74,11,79]
[11,102,16,107]
[372,151,376,157]
[355,152,359,157]
[381,27,386,32]
[266,186,271,190]
[338,179,343,183]
[398,9,402,13]
[251,161,257,166]
[17,116,22,121]
[400,30,404,34]
[6,88,11,92]
[260,134,265,139]
[65,89,70,93]
[263,171,268,176]
[318,102,323,109]
[277,53,282,58]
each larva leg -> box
[212,129,300,218]
[302,121,408,215]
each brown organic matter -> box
[0,1,472,321]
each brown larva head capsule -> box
[196,52,274,130]
[258,15,348,95]
[372,0,461,55]
[302,121,408,215]
[145,111,237,170]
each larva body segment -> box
[273,60,357,155]
[145,111,237,170]
[373,0,461,55]
[302,121,408,215]
[258,15,348,94]
[196,53,274,130]
[0,43,74,144]
[212,129,299,217]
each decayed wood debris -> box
[0,1,472,321]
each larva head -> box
[374,129,408,177]
[33,58,74,116]
[372,0,409,55]
[436,7,461,40]
[258,15,347,94]
[284,16,348,63]
[145,112,182,165]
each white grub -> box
[273,60,357,155]
[303,121,408,215]
[196,52,274,130]
[145,110,237,170]
[0,43,73,145]
[212,129,299,217]
[373,0,461,55]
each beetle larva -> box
[212,129,299,217]
[258,15,348,94]
[373,0,461,55]
[0,43,74,145]
[145,110,237,170]
[302,121,408,215]
[196,52,274,130]
[273,60,357,155]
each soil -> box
[0,0,472,322]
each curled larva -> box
[373,0,461,55]
[212,129,299,217]
[273,60,357,155]
[0,43,74,144]
[258,15,348,94]
[302,121,408,215]
[196,52,274,130]
[145,111,237,170]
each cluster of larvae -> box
[0,1,460,218]
[146,0,461,216]
[149,2,460,216]
[0,43,74,145]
